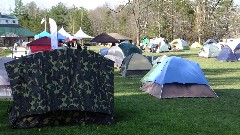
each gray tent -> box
[120,53,152,77]
[0,57,14,99]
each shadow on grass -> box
[1,89,240,134]
[114,88,240,123]
[208,76,240,86]
[167,53,199,58]
[203,68,240,75]
[213,89,240,98]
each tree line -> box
[11,0,239,45]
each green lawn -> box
[0,48,12,57]
[1,47,240,135]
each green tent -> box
[142,37,149,45]
[5,49,114,128]
[118,41,142,57]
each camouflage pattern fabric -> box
[5,49,114,128]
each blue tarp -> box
[57,33,67,40]
[217,46,238,62]
[145,56,209,85]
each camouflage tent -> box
[5,49,114,128]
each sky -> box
[0,0,130,14]
[0,0,240,14]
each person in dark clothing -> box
[111,43,116,47]
[77,43,82,50]
[67,42,71,48]
[83,44,87,50]
[165,40,171,50]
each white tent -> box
[58,27,72,38]
[170,39,190,50]
[198,44,221,58]
[104,55,123,67]
[158,43,169,52]
[74,27,93,39]
[191,42,202,48]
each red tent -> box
[28,37,62,53]
[28,37,51,53]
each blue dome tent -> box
[216,46,238,62]
[141,56,217,98]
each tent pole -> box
[44,16,47,31]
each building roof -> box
[0,15,18,20]
[107,33,132,41]
[0,24,35,37]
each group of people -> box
[64,40,87,50]
[140,34,171,53]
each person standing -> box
[77,42,82,50]
[13,43,17,53]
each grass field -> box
[0,48,12,58]
[1,47,240,135]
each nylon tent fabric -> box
[140,56,217,98]
[143,55,154,64]
[0,57,14,99]
[216,46,238,62]
[228,41,240,60]
[35,31,51,39]
[118,42,142,57]
[104,55,123,67]
[142,37,150,45]
[141,57,172,84]
[90,33,120,43]
[28,37,52,53]
[57,32,67,40]
[58,27,72,38]
[104,43,142,67]
[141,82,217,99]
[104,46,125,67]
[74,27,93,39]
[204,39,217,45]
[152,55,168,66]
[119,53,152,77]
[158,43,169,52]
[107,46,124,57]
[191,42,202,48]
[170,39,189,50]
[235,49,240,60]
[199,44,220,58]
[144,56,209,85]
[5,49,114,128]
[99,48,109,56]
[140,64,159,83]
[107,33,132,41]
